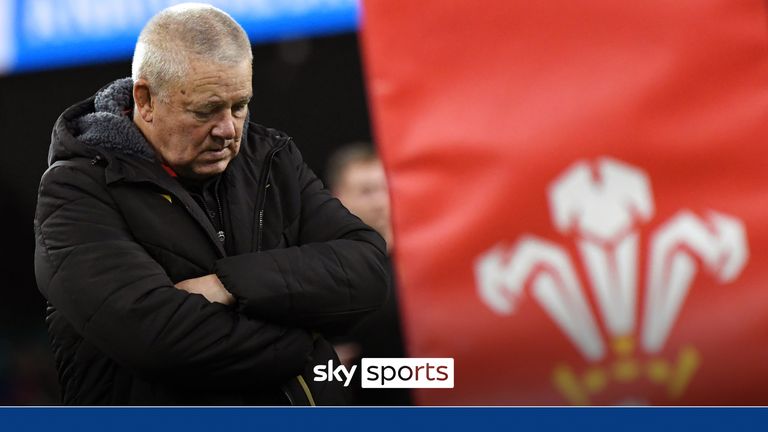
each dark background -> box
[0,32,371,404]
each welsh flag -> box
[361,0,768,404]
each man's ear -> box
[133,79,154,123]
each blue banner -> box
[0,0,360,74]
[0,408,766,432]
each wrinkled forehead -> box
[172,58,253,103]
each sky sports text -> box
[313,358,454,388]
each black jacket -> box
[34,78,388,405]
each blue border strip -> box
[0,407,766,432]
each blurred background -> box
[0,0,373,404]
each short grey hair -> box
[131,3,253,98]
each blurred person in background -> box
[33,3,387,405]
[326,143,412,406]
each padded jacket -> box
[33,78,388,405]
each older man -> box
[33,4,387,405]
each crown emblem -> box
[474,157,748,404]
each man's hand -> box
[175,274,235,306]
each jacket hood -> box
[48,78,157,166]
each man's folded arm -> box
[34,164,314,388]
[214,141,389,331]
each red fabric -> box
[161,164,177,178]
[361,0,768,404]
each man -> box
[326,143,411,406]
[326,143,393,251]
[33,4,388,405]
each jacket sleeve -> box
[34,163,314,388]
[214,141,389,332]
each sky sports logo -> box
[313,358,454,388]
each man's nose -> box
[211,112,236,141]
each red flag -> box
[361,0,768,404]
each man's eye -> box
[193,111,212,120]
[233,104,248,115]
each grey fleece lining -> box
[74,78,156,161]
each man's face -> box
[335,159,391,242]
[147,58,252,179]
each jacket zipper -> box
[256,184,269,249]
[214,180,226,244]
[255,156,275,252]
[197,194,226,244]
[255,139,288,251]
[254,139,314,406]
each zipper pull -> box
[90,155,104,166]
[217,230,226,243]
